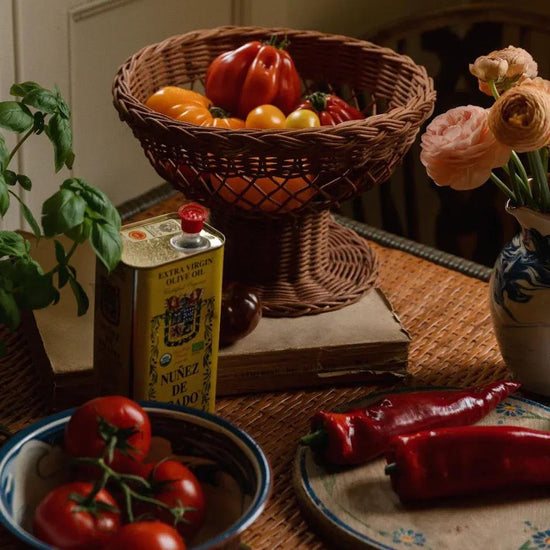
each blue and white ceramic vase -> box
[490,203,550,396]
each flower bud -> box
[470,46,538,95]
[488,85,550,152]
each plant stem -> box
[489,80,500,100]
[506,159,524,205]
[5,127,35,168]
[490,172,516,202]
[510,151,533,201]
[527,150,550,211]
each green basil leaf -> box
[0,231,27,257]
[22,88,58,114]
[0,101,34,132]
[20,201,41,238]
[58,264,69,289]
[4,170,16,186]
[90,221,122,272]
[33,112,45,135]
[54,240,65,265]
[0,176,9,216]
[46,114,72,172]
[15,265,56,310]
[65,217,92,244]
[0,287,20,330]
[76,179,121,229]
[0,134,8,170]
[68,274,89,316]
[54,86,71,120]
[16,174,32,190]
[41,188,86,236]
[10,82,42,98]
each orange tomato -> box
[173,105,244,128]
[145,86,210,114]
[245,105,286,129]
[210,174,316,212]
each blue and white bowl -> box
[0,402,271,550]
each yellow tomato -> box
[285,109,321,128]
[145,86,210,115]
[245,104,286,129]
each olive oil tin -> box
[93,210,224,412]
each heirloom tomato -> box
[65,396,152,473]
[137,460,205,540]
[33,482,120,550]
[145,86,210,115]
[294,92,364,125]
[102,522,186,550]
[285,108,320,128]
[205,38,302,118]
[245,104,286,129]
[211,174,316,212]
[174,104,245,128]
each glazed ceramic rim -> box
[0,402,271,550]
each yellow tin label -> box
[94,212,224,413]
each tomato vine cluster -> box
[33,396,205,550]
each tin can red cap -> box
[178,202,209,234]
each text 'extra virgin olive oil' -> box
[93,203,224,412]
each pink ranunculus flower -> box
[420,105,512,190]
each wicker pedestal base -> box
[210,209,378,317]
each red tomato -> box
[205,38,302,118]
[65,396,152,473]
[137,460,205,540]
[102,522,186,550]
[33,482,120,550]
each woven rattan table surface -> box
[0,193,514,550]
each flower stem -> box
[507,159,524,205]
[490,172,516,202]
[489,80,500,100]
[527,150,550,212]
[510,151,533,201]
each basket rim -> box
[112,25,436,140]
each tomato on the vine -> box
[137,460,205,540]
[102,521,186,550]
[65,396,152,473]
[245,104,286,129]
[285,108,320,128]
[33,482,120,550]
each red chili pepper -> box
[301,381,520,465]
[294,92,364,125]
[385,425,550,501]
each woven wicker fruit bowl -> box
[112,26,435,317]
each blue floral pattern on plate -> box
[392,528,426,547]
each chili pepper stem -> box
[384,463,397,476]
[300,429,328,447]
